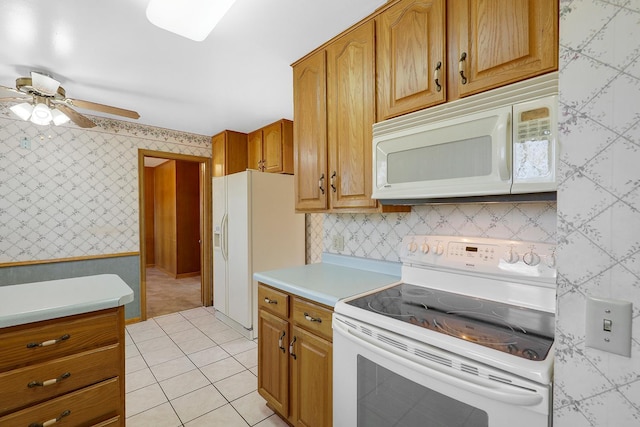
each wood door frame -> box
[137,149,213,321]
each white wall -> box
[554,0,640,425]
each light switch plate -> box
[585,296,632,357]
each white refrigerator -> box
[213,170,305,339]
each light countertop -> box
[253,254,401,307]
[0,274,134,328]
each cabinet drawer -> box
[0,308,120,372]
[92,416,121,427]
[291,298,333,341]
[258,284,289,318]
[0,377,121,427]
[0,344,121,416]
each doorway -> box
[138,149,212,321]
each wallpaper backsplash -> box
[0,111,210,263]
[554,0,640,425]
[314,203,557,263]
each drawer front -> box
[91,416,121,427]
[0,308,121,372]
[258,284,289,318]
[0,377,121,427]
[0,344,121,416]
[291,298,333,341]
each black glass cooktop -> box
[346,283,554,361]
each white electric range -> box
[333,235,557,427]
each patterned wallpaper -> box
[554,1,640,425]
[0,109,211,263]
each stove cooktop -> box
[345,282,554,361]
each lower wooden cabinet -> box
[258,283,333,427]
[0,307,126,426]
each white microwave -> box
[372,73,559,203]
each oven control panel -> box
[400,235,556,282]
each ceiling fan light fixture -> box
[51,108,71,126]
[31,71,61,96]
[30,103,53,125]
[146,0,236,41]
[9,102,34,121]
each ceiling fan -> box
[0,71,140,128]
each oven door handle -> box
[335,320,544,407]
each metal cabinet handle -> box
[330,171,337,192]
[289,336,297,359]
[27,334,70,348]
[278,331,286,353]
[29,409,71,427]
[28,372,71,388]
[264,297,278,304]
[304,312,322,323]
[434,61,442,92]
[318,173,325,195]
[459,52,468,84]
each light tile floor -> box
[125,306,288,426]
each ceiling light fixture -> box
[146,0,237,41]
[9,101,70,126]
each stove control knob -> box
[407,241,418,252]
[522,349,540,360]
[503,248,519,264]
[507,344,519,354]
[434,243,445,256]
[420,242,430,254]
[523,251,541,266]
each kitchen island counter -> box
[253,253,400,307]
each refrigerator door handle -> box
[221,213,228,261]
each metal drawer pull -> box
[278,331,286,353]
[28,372,71,388]
[26,334,70,348]
[459,52,468,84]
[289,336,297,359]
[330,171,337,192]
[29,409,71,427]
[434,61,442,92]
[318,173,325,195]
[304,312,322,323]
[264,297,278,304]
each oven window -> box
[357,355,488,427]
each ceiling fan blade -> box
[0,83,26,95]
[66,98,140,119]
[0,97,30,103]
[55,104,97,128]
[30,71,61,96]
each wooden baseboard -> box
[125,317,141,325]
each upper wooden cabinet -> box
[327,20,378,210]
[376,0,446,121]
[211,130,248,177]
[450,0,558,99]
[248,119,294,174]
[293,50,328,211]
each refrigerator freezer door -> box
[226,172,252,329]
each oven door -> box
[333,314,551,427]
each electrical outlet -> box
[20,137,31,149]
[585,296,632,357]
[332,234,344,251]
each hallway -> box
[146,267,202,318]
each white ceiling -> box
[0,0,387,136]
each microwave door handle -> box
[334,320,543,407]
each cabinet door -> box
[293,50,328,211]
[263,120,294,174]
[326,20,377,210]
[452,0,558,97]
[248,129,263,171]
[376,0,446,121]
[211,133,226,177]
[257,310,289,417]
[290,326,332,427]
